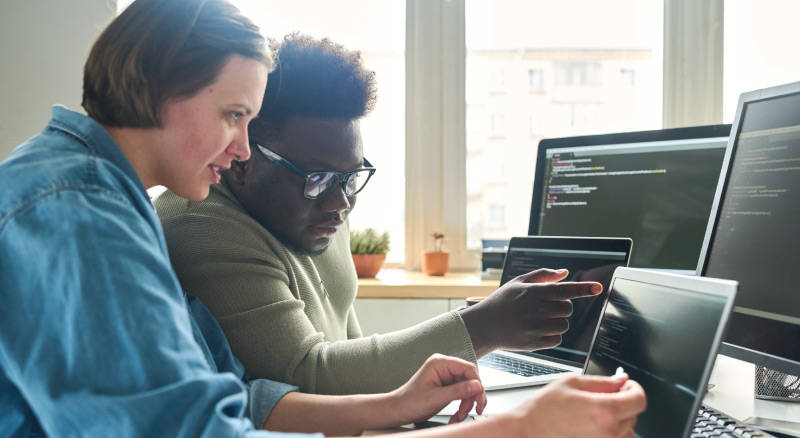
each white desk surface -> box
[365,354,800,435]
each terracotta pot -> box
[351,253,386,278]
[422,251,449,276]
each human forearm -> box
[263,354,487,436]
[458,306,496,358]
[263,391,402,435]
[266,398,517,438]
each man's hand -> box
[388,353,487,425]
[505,374,647,438]
[459,269,602,357]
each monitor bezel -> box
[582,267,738,438]
[696,80,800,376]
[528,124,732,236]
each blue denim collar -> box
[47,105,148,199]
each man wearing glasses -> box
[155,33,601,396]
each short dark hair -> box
[82,0,271,128]
[250,32,377,141]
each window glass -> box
[118,1,407,262]
[465,0,663,248]
[233,1,406,262]
[723,0,800,122]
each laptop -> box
[478,236,633,391]
[583,267,737,438]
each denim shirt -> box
[0,106,317,438]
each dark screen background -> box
[705,92,800,363]
[538,146,725,270]
[584,278,727,438]
[501,245,628,365]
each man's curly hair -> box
[250,32,378,141]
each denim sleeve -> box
[185,293,298,429]
[246,379,297,429]
[0,190,317,438]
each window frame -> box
[404,0,723,271]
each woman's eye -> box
[230,112,243,123]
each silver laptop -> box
[583,267,737,438]
[478,236,632,391]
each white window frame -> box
[662,0,723,128]
[405,0,723,271]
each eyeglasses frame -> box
[253,143,376,200]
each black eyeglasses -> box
[254,143,376,199]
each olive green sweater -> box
[154,181,476,395]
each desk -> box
[464,355,800,419]
[365,354,800,435]
[703,356,800,435]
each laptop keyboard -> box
[478,353,568,377]
[693,405,777,438]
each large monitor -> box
[697,81,800,377]
[528,125,730,272]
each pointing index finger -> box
[512,268,570,284]
[537,281,603,301]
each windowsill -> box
[356,269,500,299]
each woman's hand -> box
[388,353,487,425]
[502,374,647,438]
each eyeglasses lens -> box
[305,170,372,198]
[306,172,337,198]
[346,170,372,195]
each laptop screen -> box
[500,237,631,366]
[584,274,731,438]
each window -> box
[465,0,664,249]
[490,67,506,92]
[555,62,602,87]
[118,0,407,262]
[723,0,800,122]
[528,115,538,136]
[528,69,544,91]
[620,68,636,86]
[488,205,506,226]
[127,0,408,263]
[489,113,505,136]
[121,0,754,272]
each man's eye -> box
[230,112,243,123]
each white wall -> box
[0,0,115,160]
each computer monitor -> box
[528,125,730,272]
[697,80,800,377]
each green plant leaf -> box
[350,228,391,254]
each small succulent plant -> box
[350,228,391,255]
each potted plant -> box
[350,228,390,278]
[422,232,449,276]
